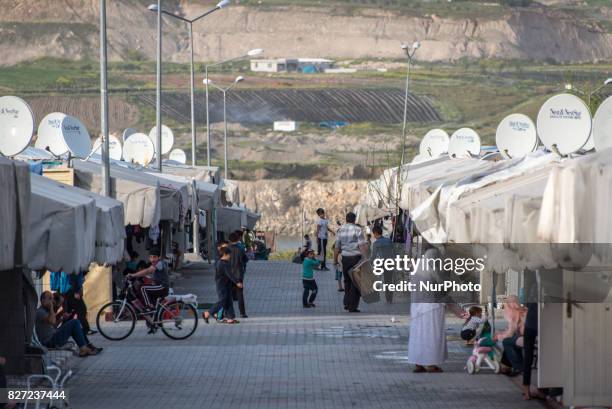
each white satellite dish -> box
[36,112,68,156]
[36,113,91,158]
[495,113,538,159]
[148,125,174,156]
[593,95,612,152]
[122,127,138,143]
[537,93,592,155]
[0,96,35,157]
[123,133,155,166]
[168,148,187,164]
[92,134,123,161]
[60,116,92,158]
[419,129,449,158]
[581,131,595,152]
[448,128,481,158]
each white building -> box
[250,58,334,73]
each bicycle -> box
[96,278,198,341]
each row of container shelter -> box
[358,98,612,405]
[0,149,259,375]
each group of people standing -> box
[302,208,369,313]
[204,230,249,324]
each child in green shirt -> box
[302,250,319,308]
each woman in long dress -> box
[407,245,465,373]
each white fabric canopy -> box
[354,204,391,226]
[29,174,97,274]
[73,160,163,227]
[364,156,448,209]
[0,158,30,270]
[160,162,221,185]
[220,179,241,206]
[31,175,126,265]
[216,206,246,234]
[14,147,55,161]
[410,152,555,243]
[245,210,260,230]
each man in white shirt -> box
[333,212,368,312]
[315,208,334,270]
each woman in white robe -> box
[407,246,464,373]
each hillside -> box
[0,0,610,65]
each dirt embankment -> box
[0,1,610,65]
[237,179,368,236]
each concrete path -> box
[69,261,542,409]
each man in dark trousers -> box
[228,232,249,318]
[333,212,368,313]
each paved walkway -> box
[69,261,543,409]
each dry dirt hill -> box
[0,0,610,65]
[237,179,368,236]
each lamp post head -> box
[401,44,408,50]
[216,0,230,8]
[604,78,612,86]
[235,76,244,83]
[412,41,421,50]
[203,79,212,85]
[565,83,573,91]
[147,4,158,11]
[247,48,264,57]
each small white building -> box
[250,58,334,73]
[273,121,298,132]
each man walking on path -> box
[315,208,334,270]
[333,212,368,312]
[371,225,395,303]
[229,232,249,318]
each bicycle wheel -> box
[157,301,198,340]
[96,301,136,341]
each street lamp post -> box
[204,48,263,168]
[565,78,612,108]
[100,0,110,196]
[203,76,244,179]
[155,0,162,171]
[399,41,420,168]
[147,0,230,167]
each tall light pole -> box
[147,0,230,167]
[153,1,163,171]
[399,41,420,168]
[565,78,612,109]
[203,76,244,179]
[100,0,110,196]
[205,48,263,168]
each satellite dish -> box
[593,95,612,152]
[537,93,592,155]
[168,148,187,164]
[448,128,481,158]
[35,113,91,158]
[419,129,449,158]
[0,96,35,157]
[123,133,155,166]
[495,113,538,159]
[92,134,123,161]
[122,127,138,143]
[148,125,174,156]
[60,116,92,158]
[36,112,68,156]
[581,131,594,152]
